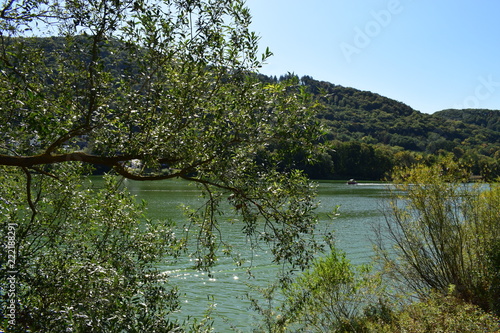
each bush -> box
[377,157,500,315]
[365,292,500,333]
[277,249,382,332]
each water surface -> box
[98,178,390,330]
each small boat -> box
[347,179,358,185]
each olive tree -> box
[0,0,325,331]
[1,165,184,332]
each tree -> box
[1,166,183,332]
[0,0,325,331]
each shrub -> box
[377,157,500,315]
[0,166,181,332]
[277,249,382,332]
[366,292,500,333]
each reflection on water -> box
[93,177,390,330]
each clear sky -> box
[246,0,500,114]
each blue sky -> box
[247,0,500,114]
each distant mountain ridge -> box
[296,76,500,151]
[263,75,500,180]
[434,109,500,132]
[10,37,500,179]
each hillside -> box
[8,37,500,180]
[287,76,500,180]
[20,37,500,157]
[434,109,500,132]
[299,76,500,151]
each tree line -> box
[266,75,500,181]
[14,38,500,181]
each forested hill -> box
[262,75,500,180]
[14,36,500,180]
[22,36,500,158]
[298,76,500,151]
[434,109,500,132]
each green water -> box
[99,178,390,330]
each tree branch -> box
[44,126,93,155]
[112,162,183,181]
[0,152,135,167]
[21,166,37,216]
[179,174,239,193]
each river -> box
[118,178,390,331]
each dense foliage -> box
[378,158,500,315]
[435,108,500,132]
[260,256,500,333]
[277,249,382,332]
[0,0,327,331]
[261,75,500,181]
[1,165,182,332]
[251,160,500,332]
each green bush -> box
[378,157,500,315]
[365,292,500,333]
[276,249,382,332]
